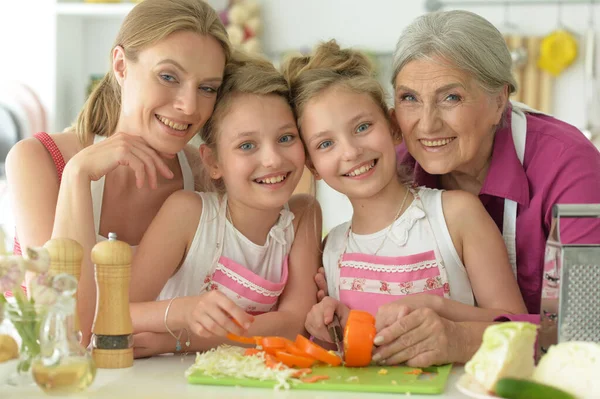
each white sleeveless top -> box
[323,187,474,311]
[90,134,194,250]
[157,192,295,307]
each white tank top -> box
[157,192,295,301]
[323,187,474,307]
[90,134,194,251]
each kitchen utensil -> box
[91,232,134,369]
[538,204,600,359]
[326,313,343,356]
[537,3,578,77]
[189,363,452,394]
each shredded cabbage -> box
[185,345,299,390]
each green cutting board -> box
[188,364,452,394]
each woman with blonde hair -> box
[6,0,230,345]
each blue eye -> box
[200,86,218,94]
[445,94,461,102]
[356,123,371,133]
[279,134,295,144]
[317,140,333,150]
[239,142,255,151]
[160,74,177,82]
[399,94,416,102]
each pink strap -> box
[33,132,66,182]
[13,133,66,256]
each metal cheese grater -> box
[538,204,600,358]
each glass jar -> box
[31,274,96,395]
[4,301,47,386]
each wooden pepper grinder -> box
[91,232,133,369]
[43,238,84,333]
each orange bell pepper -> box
[274,351,316,368]
[343,310,376,367]
[295,335,342,366]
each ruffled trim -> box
[269,207,294,245]
[388,191,426,247]
[341,260,438,273]
[216,264,284,297]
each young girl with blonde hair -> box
[283,41,526,351]
[129,52,322,357]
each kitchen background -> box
[0,0,599,250]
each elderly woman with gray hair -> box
[316,10,600,367]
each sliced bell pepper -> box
[274,351,316,368]
[226,333,261,345]
[295,335,342,366]
[343,310,376,367]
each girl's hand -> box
[186,291,254,338]
[67,132,174,189]
[372,306,460,367]
[304,296,350,343]
[314,267,328,301]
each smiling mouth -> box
[344,159,377,177]
[156,115,190,132]
[419,138,455,147]
[254,172,290,184]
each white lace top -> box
[157,192,295,301]
[323,187,475,306]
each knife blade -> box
[327,314,344,357]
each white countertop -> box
[1,356,470,399]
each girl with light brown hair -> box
[284,40,526,366]
[128,52,321,357]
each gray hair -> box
[391,10,517,95]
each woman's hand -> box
[185,291,255,338]
[304,296,350,342]
[314,267,328,301]
[372,305,462,368]
[67,132,174,189]
[133,331,170,358]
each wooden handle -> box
[43,238,83,279]
[508,35,525,104]
[523,36,541,108]
[538,71,553,114]
[91,234,133,336]
[92,348,133,369]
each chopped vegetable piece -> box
[244,348,262,356]
[378,368,388,375]
[291,368,312,378]
[295,335,343,366]
[301,375,330,383]
[274,351,316,368]
[404,369,423,375]
[227,333,259,345]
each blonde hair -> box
[283,40,391,132]
[283,40,408,182]
[391,10,517,95]
[199,51,293,193]
[75,0,230,145]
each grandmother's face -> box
[392,57,507,176]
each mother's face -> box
[392,57,507,176]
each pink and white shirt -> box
[157,192,294,315]
[323,187,474,316]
